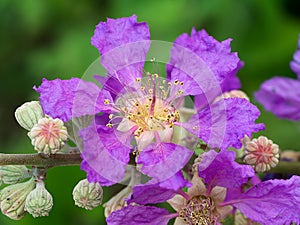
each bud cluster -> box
[15,101,68,155]
[0,166,54,220]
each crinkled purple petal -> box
[198,150,254,190]
[91,15,150,86]
[290,35,300,78]
[128,172,190,205]
[181,98,264,150]
[79,121,131,186]
[94,75,124,99]
[106,205,173,225]
[136,142,193,181]
[227,176,300,225]
[34,78,114,122]
[167,28,241,97]
[194,61,242,111]
[255,76,300,120]
[221,61,243,92]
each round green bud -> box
[15,101,44,131]
[25,181,53,218]
[0,177,35,220]
[0,165,31,185]
[72,179,103,210]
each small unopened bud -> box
[103,186,132,217]
[15,101,44,131]
[0,165,31,185]
[72,179,103,210]
[280,150,300,162]
[244,136,279,172]
[28,116,68,155]
[214,90,249,103]
[25,181,53,217]
[0,177,35,220]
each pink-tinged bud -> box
[28,117,68,155]
[214,90,249,103]
[244,136,279,172]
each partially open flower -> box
[25,181,53,217]
[244,136,279,172]
[0,165,31,185]
[28,116,68,155]
[72,179,103,210]
[0,177,35,220]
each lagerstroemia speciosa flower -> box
[34,15,264,185]
[107,150,300,225]
[255,35,300,120]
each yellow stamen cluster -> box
[105,73,185,136]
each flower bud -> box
[244,136,279,172]
[72,179,103,210]
[25,181,53,217]
[0,177,35,220]
[0,165,31,185]
[214,90,249,103]
[28,116,68,155]
[15,101,44,131]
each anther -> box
[104,99,110,105]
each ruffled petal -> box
[181,98,265,150]
[198,150,254,190]
[167,29,241,97]
[79,120,131,186]
[91,15,150,86]
[136,142,193,181]
[34,78,114,122]
[290,35,300,78]
[128,172,190,205]
[106,205,173,225]
[255,76,300,120]
[227,176,300,225]
[194,61,243,110]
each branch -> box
[0,153,82,168]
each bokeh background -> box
[0,0,300,224]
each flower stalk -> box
[0,153,82,168]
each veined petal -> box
[227,176,300,225]
[128,172,190,205]
[106,205,173,225]
[167,29,241,97]
[34,78,114,122]
[79,121,131,186]
[255,76,300,120]
[198,150,254,190]
[136,142,193,181]
[181,98,265,150]
[91,15,150,86]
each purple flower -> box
[255,35,300,120]
[107,150,300,225]
[34,15,264,185]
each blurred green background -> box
[0,0,300,224]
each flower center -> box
[179,195,220,225]
[106,72,185,138]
